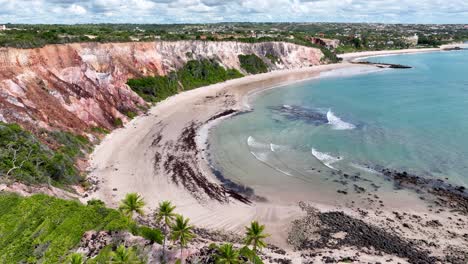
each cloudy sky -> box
[1,0,467,24]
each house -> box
[0,25,6,31]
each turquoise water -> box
[209,50,468,205]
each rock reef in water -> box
[0,41,323,135]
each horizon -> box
[2,22,468,26]
[1,0,468,24]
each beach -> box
[86,47,467,261]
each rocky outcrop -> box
[0,41,323,135]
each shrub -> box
[139,227,164,244]
[87,199,106,207]
[113,118,123,127]
[0,123,90,185]
[0,193,130,263]
[127,59,243,103]
[238,54,269,74]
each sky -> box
[0,0,467,24]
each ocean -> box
[208,50,468,208]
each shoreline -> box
[87,47,467,260]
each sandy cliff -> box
[0,41,323,135]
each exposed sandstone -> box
[0,41,323,136]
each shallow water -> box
[208,50,468,208]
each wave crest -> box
[311,148,343,170]
[327,110,356,130]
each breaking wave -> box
[247,136,292,176]
[327,110,356,130]
[247,136,269,149]
[311,148,343,170]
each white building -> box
[0,25,6,31]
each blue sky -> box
[1,0,467,24]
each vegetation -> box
[127,59,243,103]
[214,243,241,264]
[244,221,269,253]
[118,192,146,219]
[110,245,143,264]
[171,215,195,262]
[0,193,130,263]
[265,53,280,64]
[68,253,85,264]
[0,191,268,264]
[238,54,269,74]
[139,227,164,245]
[0,122,90,185]
[155,200,177,261]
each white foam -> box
[327,110,356,130]
[311,148,343,170]
[250,151,293,176]
[250,151,269,163]
[319,65,385,78]
[247,136,269,149]
[270,143,285,152]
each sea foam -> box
[327,110,356,130]
[247,136,292,176]
[311,148,343,170]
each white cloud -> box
[68,4,87,15]
[0,0,467,23]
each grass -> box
[127,59,243,103]
[0,193,129,264]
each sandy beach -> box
[87,47,467,262]
[87,62,357,247]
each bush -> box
[127,59,244,103]
[238,54,269,74]
[139,227,163,244]
[113,118,123,127]
[265,53,280,64]
[87,199,106,207]
[0,193,130,263]
[0,123,90,185]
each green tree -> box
[155,200,177,262]
[67,253,85,264]
[171,215,195,263]
[244,221,269,253]
[111,245,140,264]
[214,243,240,264]
[118,193,145,219]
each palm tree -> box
[118,193,145,219]
[68,253,85,264]
[155,200,177,261]
[244,221,269,253]
[214,243,240,264]
[171,215,195,263]
[111,244,140,264]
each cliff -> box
[0,41,323,135]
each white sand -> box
[87,47,451,249]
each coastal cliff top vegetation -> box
[1,23,466,58]
[0,193,130,264]
[0,122,91,186]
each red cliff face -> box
[0,41,323,135]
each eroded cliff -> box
[0,41,323,135]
